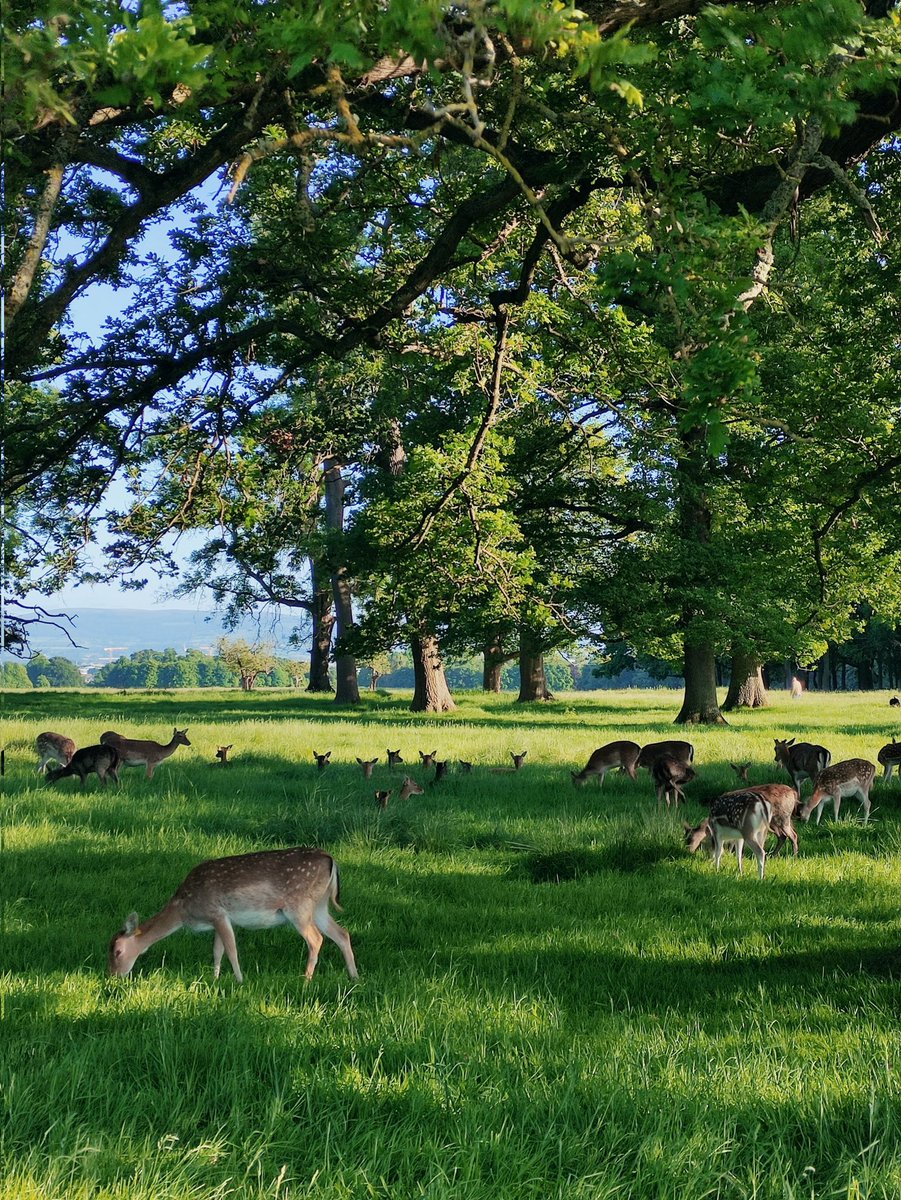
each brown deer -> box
[432,760,449,783]
[100,728,191,780]
[419,750,438,770]
[108,848,358,982]
[773,738,831,793]
[890,697,900,708]
[489,752,529,775]
[356,757,379,779]
[46,745,120,788]
[636,741,694,771]
[717,784,800,856]
[684,792,773,879]
[458,761,473,774]
[729,762,752,784]
[312,750,332,771]
[374,789,392,809]
[798,759,876,825]
[399,777,424,801]
[652,755,696,808]
[387,749,404,770]
[571,740,640,787]
[35,732,76,774]
[877,738,901,782]
[215,745,233,766]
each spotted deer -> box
[35,732,75,775]
[773,739,831,793]
[100,728,191,780]
[652,755,696,808]
[877,738,901,782]
[684,792,773,879]
[46,745,120,788]
[798,759,876,825]
[719,784,800,856]
[356,757,379,779]
[571,741,640,787]
[108,848,358,982]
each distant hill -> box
[29,607,300,668]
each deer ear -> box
[124,912,139,935]
[356,758,363,765]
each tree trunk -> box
[410,631,456,712]
[306,558,335,692]
[323,460,360,705]
[722,649,769,710]
[516,628,554,703]
[482,636,509,692]
[675,639,728,724]
[858,659,874,690]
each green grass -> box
[3,686,901,1199]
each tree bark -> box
[516,628,555,703]
[722,649,769,710]
[410,631,456,712]
[482,636,511,692]
[323,459,360,705]
[306,557,335,692]
[675,640,728,724]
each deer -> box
[489,752,529,775]
[652,755,696,808]
[107,847,358,983]
[374,789,392,809]
[790,677,804,698]
[890,697,900,708]
[100,728,191,780]
[356,757,379,779]
[387,749,404,770]
[729,762,752,784]
[684,792,773,879]
[399,776,424,801]
[215,745,233,766]
[636,741,694,772]
[458,761,473,774]
[713,784,800,857]
[571,740,640,787]
[46,745,120,788]
[798,759,876,825]
[312,750,331,771]
[432,760,449,783]
[419,750,438,770]
[877,738,901,781]
[773,738,831,793]
[35,732,76,774]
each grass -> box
[2,686,901,1199]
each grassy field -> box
[2,686,901,1200]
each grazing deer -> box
[356,757,379,779]
[399,777,424,801]
[877,738,901,781]
[374,789,392,809]
[684,792,773,879]
[636,741,694,771]
[215,745,233,766]
[387,749,404,769]
[890,697,900,708]
[35,732,76,774]
[729,762,752,784]
[46,745,120,788]
[100,728,191,780]
[652,755,696,808]
[419,750,438,770]
[773,738,830,793]
[432,761,449,783]
[798,758,876,825]
[459,761,473,774]
[108,848,358,982]
[719,784,800,856]
[571,740,640,787]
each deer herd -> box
[31,719,901,982]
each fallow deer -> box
[636,740,694,771]
[729,762,752,784]
[312,750,332,771]
[773,738,831,793]
[387,749,404,769]
[215,745,233,766]
[100,728,191,780]
[489,751,529,775]
[718,784,800,856]
[356,757,379,779]
[35,731,76,774]
[684,792,773,879]
[432,761,449,783]
[459,761,473,774]
[798,758,876,825]
[571,740,640,787]
[890,697,900,708]
[108,848,358,982]
[46,745,120,788]
[399,777,424,801]
[877,738,901,782]
[419,750,438,770]
[374,789,392,809]
[652,755,696,808]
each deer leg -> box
[145,764,155,780]
[318,913,359,979]
[769,831,787,857]
[734,838,745,875]
[597,767,608,788]
[832,792,842,822]
[750,837,766,880]
[859,788,871,825]
[211,917,242,982]
[212,932,225,978]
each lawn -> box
[2,687,901,1199]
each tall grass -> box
[2,687,901,1198]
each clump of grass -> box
[520,847,606,883]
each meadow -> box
[2,686,901,1200]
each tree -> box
[216,638,276,690]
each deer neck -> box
[132,902,185,951]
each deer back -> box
[637,740,694,769]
